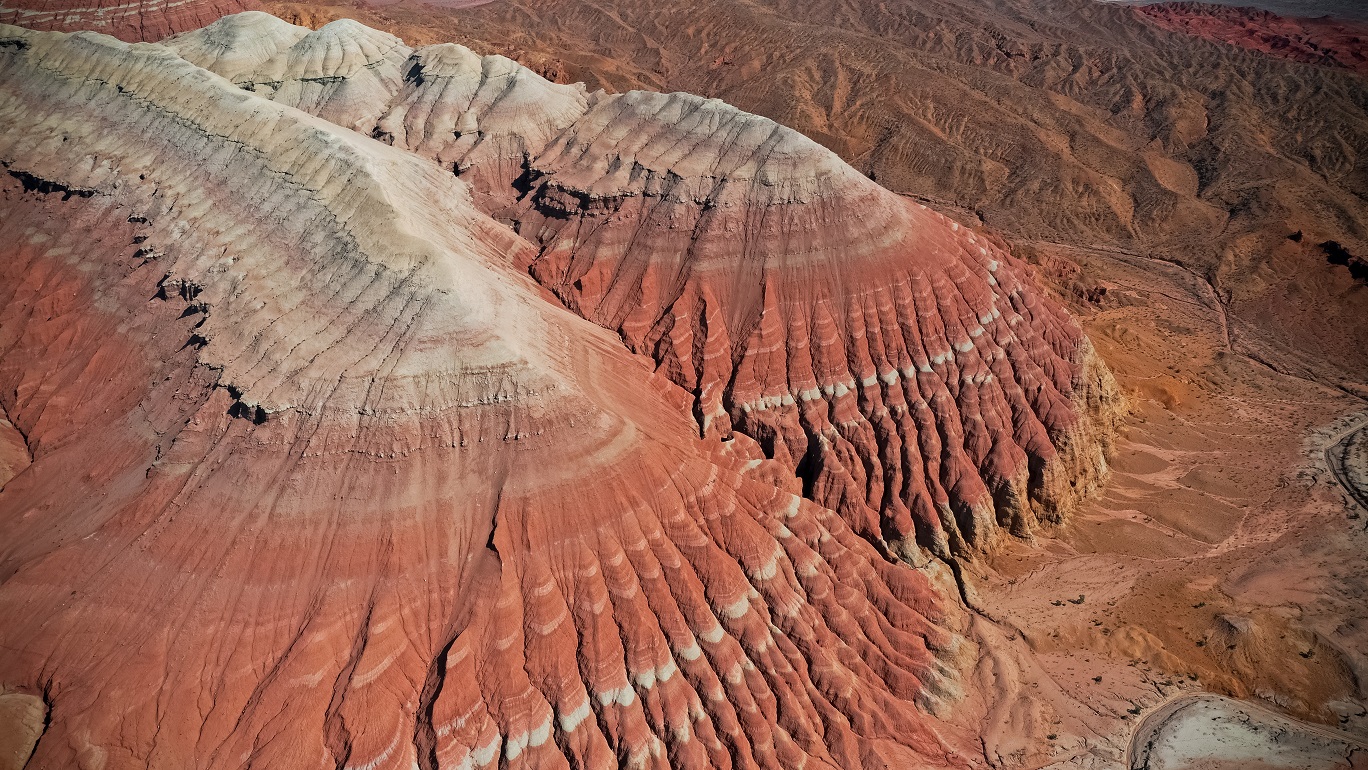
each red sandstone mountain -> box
[317,2,1367,760]
[5,0,1367,767]
[0,14,1119,769]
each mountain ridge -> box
[0,15,1121,769]
[161,12,1122,559]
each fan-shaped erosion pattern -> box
[164,13,1124,560]
[0,21,991,770]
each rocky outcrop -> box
[0,689,45,770]
[166,13,1123,559]
[503,90,1123,560]
[264,0,1368,390]
[0,22,976,770]
[0,0,256,40]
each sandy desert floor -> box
[942,236,1368,767]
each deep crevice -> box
[20,681,53,770]
[323,601,375,770]
[413,638,452,770]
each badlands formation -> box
[288,0,1368,387]
[0,2,1366,770]
[1137,2,1368,73]
[160,11,1122,558]
[262,1,1368,751]
[239,2,1366,765]
[0,10,1125,770]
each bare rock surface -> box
[0,690,45,770]
[1,4,1364,769]
[165,13,1123,559]
[0,21,990,770]
[165,13,594,203]
[162,1,1368,767]
[264,0,1368,397]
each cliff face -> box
[165,13,1124,559]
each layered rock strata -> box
[0,22,973,770]
[166,13,1122,559]
[0,0,255,40]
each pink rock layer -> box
[0,0,257,41]
[505,93,1122,560]
[0,22,978,770]
[1137,2,1368,73]
[161,14,1122,560]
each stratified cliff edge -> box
[162,13,1122,559]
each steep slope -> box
[165,14,1122,560]
[0,0,256,40]
[0,23,974,770]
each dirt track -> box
[1127,693,1368,769]
[1327,418,1368,515]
